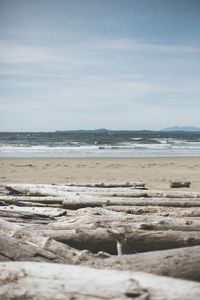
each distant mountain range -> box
[161,126,200,132]
[57,127,200,133]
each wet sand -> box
[1,157,200,191]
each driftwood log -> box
[0,262,200,300]
[6,183,200,198]
[0,234,64,263]
[1,205,200,231]
[1,182,200,296]
[62,197,200,208]
[106,205,200,217]
[92,245,200,282]
[0,218,200,281]
[27,228,200,253]
[170,181,191,188]
[3,194,200,209]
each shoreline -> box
[1,156,200,191]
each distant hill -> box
[162,126,200,132]
[94,128,109,133]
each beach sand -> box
[1,157,200,191]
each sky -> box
[0,0,200,131]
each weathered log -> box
[19,226,200,254]
[0,195,64,205]
[0,262,200,300]
[5,183,134,196]
[1,217,54,224]
[62,197,200,209]
[106,205,200,217]
[1,219,200,280]
[6,183,200,198]
[170,181,191,188]
[0,204,63,222]
[113,190,200,198]
[30,211,200,232]
[2,194,200,210]
[0,219,92,263]
[0,205,67,218]
[69,182,145,188]
[0,254,10,261]
[91,245,200,281]
[0,234,64,263]
[6,183,149,198]
[0,199,52,207]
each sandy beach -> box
[1,156,200,191]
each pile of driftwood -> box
[0,182,200,299]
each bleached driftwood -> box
[0,219,92,264]
[0,195,64,205]
[1,219,200,280]
[0,205,67,224]
[16,227,200,254]
[30,211,200,232]
[106,205,200,217]
[6,183,147,197]
[0,262,200,300]
[112,190,200,198]
[2,194,200,209]
[92,245,200,281]
[0,234,64,263]
[13,206,199,232]
[6,183,200,197]
[0,205,67,218]
[62,197,200,209]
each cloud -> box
[0,42,58,64]
[0,34,199,130]
[92,38,200,54]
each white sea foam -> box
[0,143,200,157]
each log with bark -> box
[0,262,200,300]
[170,181,191,188]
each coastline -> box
[1,156,200,191]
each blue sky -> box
[0,0,200,131]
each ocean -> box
[0,130,200,157]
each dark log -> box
[170,181,191,188]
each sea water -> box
[0,130,200,157]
